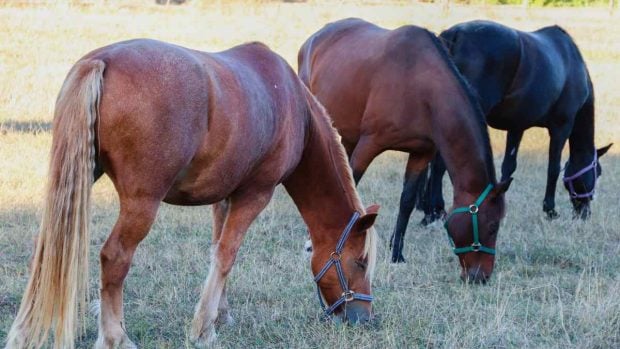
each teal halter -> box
[444,183,495,255]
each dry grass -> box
[1,1,619,348]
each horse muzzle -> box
[460,264,491,284]
[571,198,591,220]
[332,300,372,324]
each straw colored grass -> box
[1,2,618,348]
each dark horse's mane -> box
[425,30,497,182]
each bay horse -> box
[298,18,512,278]
[5,39,379,349]
[418,20,612,224]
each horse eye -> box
[355,259,367,270]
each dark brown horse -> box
[6,39,379,349]
[298,18,511,280]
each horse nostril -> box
[461,268,489,285]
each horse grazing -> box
[6,39,379,349]
[298,18,511,279]
[418,20,612,223]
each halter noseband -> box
[313,211,373,316]
[563,151,597,199]
[444,183,496,255]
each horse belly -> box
[163,172,236,205]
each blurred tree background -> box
[0,0,616,9]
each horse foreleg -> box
[543,130,569,219]
[390,153,432,263]
[500,130,524,181]
[95,198,160,349]
[191,190,273,347]
[349,136,382,184]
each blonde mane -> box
[301,83,377,280]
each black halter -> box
[313,212,373,316]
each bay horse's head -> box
[563,144,612,219]
[444,180,512,284]
[311,205,379,323]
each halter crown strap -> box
[313,211,373,316]
[562,150,598,199]
[444,183,496,255]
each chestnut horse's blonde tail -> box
[6,59,105,349]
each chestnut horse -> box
[6,39,379,349]
[298,18,511,279]
[417,20,612,223]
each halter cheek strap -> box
[444,183,496,255]
[563,151,597,199]
[313,211,373,316]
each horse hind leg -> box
[191,189,273,347]
[211,199,235,327]
[95,198,161,349]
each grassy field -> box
[1,1,619,348]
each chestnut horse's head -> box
[444,180,511,284]
[563,144,612,219]
[310,205,379,323]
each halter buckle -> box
[342,290,355,302]
[468,204,479,214]
[471,242,481,251]
[330,252,341,261]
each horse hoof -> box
[419,210,447,227]
[216,311,235,326]
[391,255,406,263]
[94,335,137,349]
[419,215,433,226]
[545,209,559,220]
[304,239,312,254]
[191,327,217,348]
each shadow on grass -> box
[0,120,52,134]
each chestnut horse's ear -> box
[356,205,380,231]
[491,178,513,198]
[597,143,613,158]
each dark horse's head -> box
[563,144,612,219]
[444,179,512,284]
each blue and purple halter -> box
[563,151,598,199]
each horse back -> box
[440,20,521,115]
[299,19,455,148]
[499,26,590,127]
[90,39,307,205]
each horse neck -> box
[436,106,495,200]
[568,94,595,165]
[425,32,497,201]
[283,97,363,237]
[429,75,497,200]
